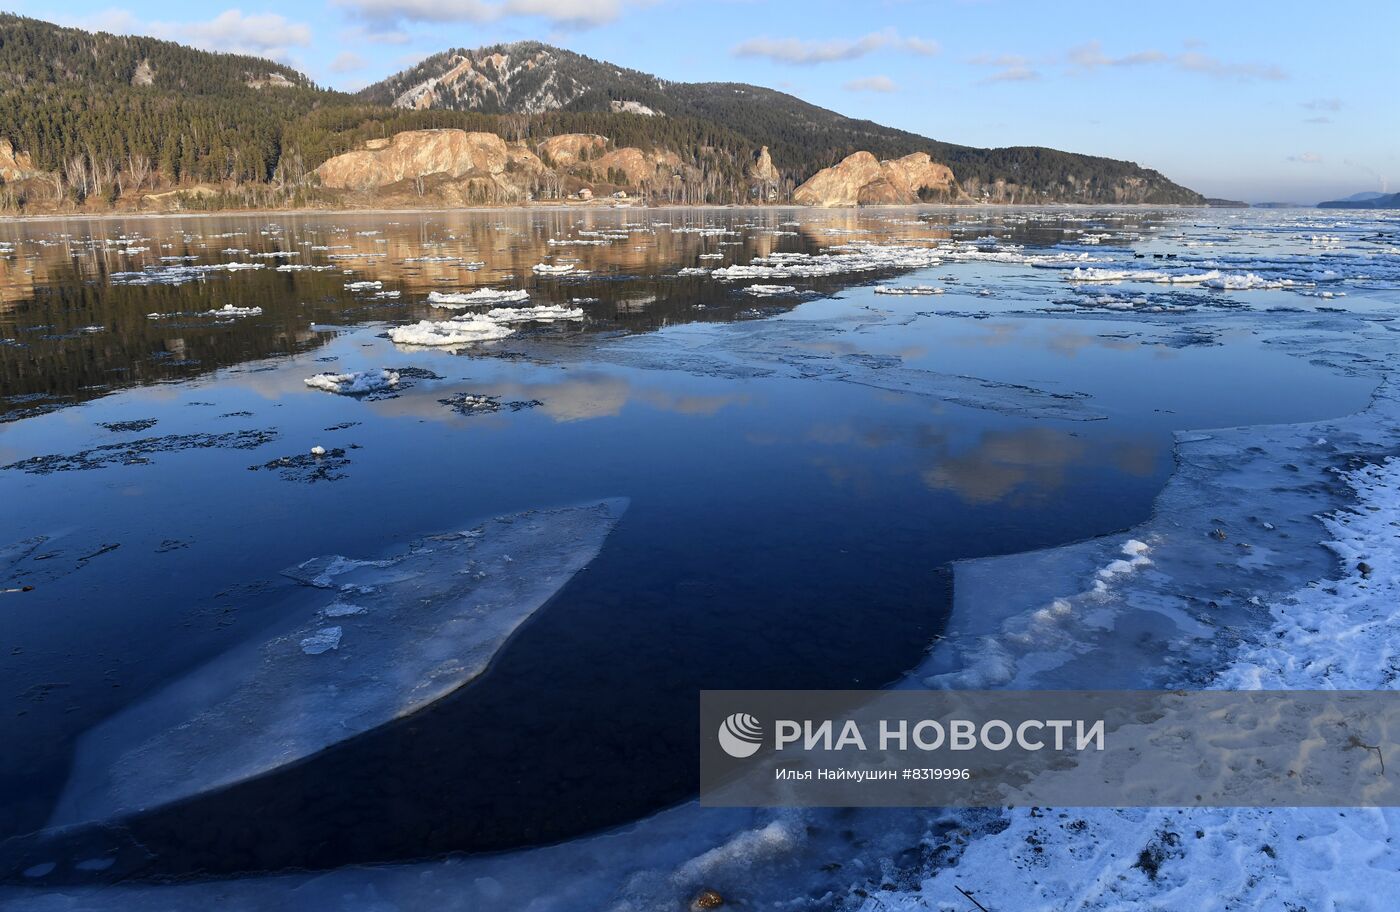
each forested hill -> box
[0,15,1203,208]
[0,13,330,188]
[0,14,313,94]
[358,42,1204,204]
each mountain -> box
[0,16,1203,211]
[0,13,314,95]
[0,13,334,200]
[1318,191,1400,209]
[356,42,1203,205]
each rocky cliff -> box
[0,139,46,183]
[536,133,609,167]
[314,129,695,203]
[315,129,549,198]
[793,151,959,206]
[749,146,779,184]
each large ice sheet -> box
[918,373,1400,690]
[46,499,627,830]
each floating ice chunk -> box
[210,305,263,318]
[427,289,530,308]
[1065,267,1171,283]
[874,285,944,295]
[146,304,262,320]
[388,318,515,346]
[344,280,383,291]
[677,267,710,276]
[531,263,574,275]
[484,305,585,323]
[743,285,797,296]
[320,602,367,618]
[303,370,400,395]
[299,626,341,655]
[309,445,326,456]
[47,499,628,829]
[1202,272,1302,290]
[712,242,942,280]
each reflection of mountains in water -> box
[0,208,1101,420]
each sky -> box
[12,0,1397,203]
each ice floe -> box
[387,318,515,346]
[484,305,585,323]
[146,304,263,320]
[1202,272,1303,290]
[874,285,944,295]
[712,242,943,280]
[303,370,401,395]
[45,500,628,829]
[427,289,530,308]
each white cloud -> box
[61,9,141,33]
[394,50,434,69]
[843,75,897,93]
[1176,50,1285,81]
[330,51,368,73]
[158,10,312,61]
[732,28,939,65]
[61,9,313,63]
[971,54,1040,84]
[340,24,413,45]
[1287,152,1324,164]
[1066,41,1166,72]
[334,0,642,28]
[974,40,1285,87]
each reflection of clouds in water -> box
[947,321,1150,358]
[368,370,747,424]
[922,426,1088,505]
[923,426,1159,504]
[795,414,1156,506]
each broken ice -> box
[47,499,628,829]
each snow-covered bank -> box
[860,456,1400,912]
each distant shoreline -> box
[0,201,1275,225]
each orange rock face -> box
[589,147,681,185]
[315,129,511,190]
[749,146,780,183]
[793,151,958,207]
[0,139,44,183]
[536,134,610,168]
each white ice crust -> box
[45,500,628,830]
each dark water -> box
[0,207,1375,881]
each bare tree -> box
[273,148,307,195]
[125,152,152,192]
[65,154,91,200]
[91,153,117,200]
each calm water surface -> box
[0,207,1377,879]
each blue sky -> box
[15,0,1397,202]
